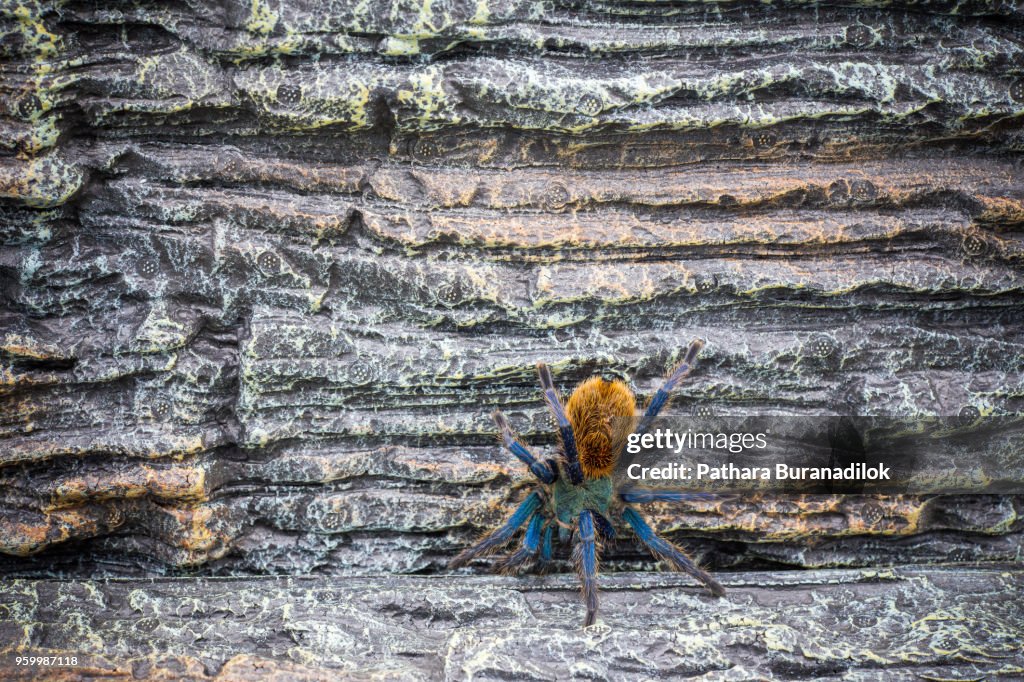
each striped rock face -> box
[0,0,1022,676]
[2,0,1024,675]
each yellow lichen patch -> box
[219,655,339,682]
[245,0,279,36]
[131,304,197,354]
[381,36,422,56]
[0,365,19,387]
[234,64,381,131]
[0,334,66,361]
[132,49,228,111]
[4,428,213,467]
[396,65,457,130]
[649,494,941,540]
[392,449,510,483]
[0,153,84,208]
[0,508,105,556]
[157,504,230,559]
[10,1,62,59]
[469,0,491,25]
[16,116,61,154]
[44,462,209,510]
[977,196,1024,224]
[0,518,53,556]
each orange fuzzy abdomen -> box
[565,377,637,479]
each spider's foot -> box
[448,551,473,570]
[495,552,534,575]
[705,575,727,598]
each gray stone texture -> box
[1,0,1023,677]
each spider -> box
[450,339,725,626]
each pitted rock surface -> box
[1,0,1022,677]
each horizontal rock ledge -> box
[0,567,1021,680]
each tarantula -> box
[450,339,725,626]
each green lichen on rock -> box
[0,569,1021,680]
[0,153,83,207]
[0,2,1022,677]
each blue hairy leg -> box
[622,506,725,597]
[537,363,584,484]
[449,493,543,568]
[492,410,556,483]
[592,512,616,540]
[498,512,545,572]
[540,525,553,563]
[634,339,704,437]
[575,510,600,626]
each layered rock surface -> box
[2,569,1023,680]
[1,0,1023,676]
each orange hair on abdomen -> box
[565,377,637,479]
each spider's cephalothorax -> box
[449,339,725,627]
